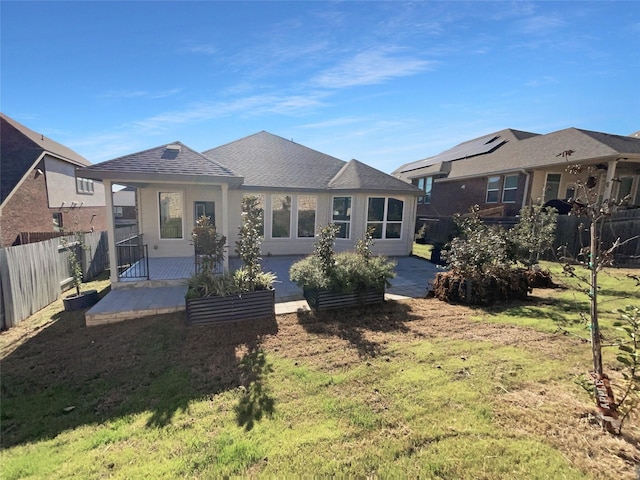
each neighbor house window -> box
[543,173,562,203]
[502,175,519,203]
[332,196,352,239]
[413,177,434,204]
[76,176,94,194]
[367,197,404,239]
[113,206,123,218]
[271,194,291,238]
[617,176,634,203]
[486,176,501,203]
[159,192,183,239]
[52,212,63,232]
[297,195,316,238]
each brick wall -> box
[1,170,107,247]
[422,175,525,217]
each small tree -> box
[314,223,340,276]
[60,231,86,297]
[559,161,639,434]
[192,215,226,277]
[235,196,264,291]
[507,203,558,268]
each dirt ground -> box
[2,296,638,478]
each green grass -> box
[412,242,433,260]
[1,268,638,478]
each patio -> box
[86,256,439,326]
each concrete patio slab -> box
[85,255,438,326]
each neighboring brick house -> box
[0,113,107,247]
[393,128,640,218]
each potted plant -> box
[61,230,99,311]
[185,196,276,325]
[290,225,396,311]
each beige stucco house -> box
[81,131,422,284]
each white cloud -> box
[525,76,557,88]
[100,89,182,99]
[313,47,434,89]
[518,15,566,35]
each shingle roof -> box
[329,159,423,193]
[1,113,90,204]
[203,131,345,190]
[82,141,242,184]
[204,131,421,194]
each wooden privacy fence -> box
[419,209,640,266]
[0,231,109,330]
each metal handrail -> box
[116,234,149,280]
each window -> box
[415,177,433,204]
[617,177,634,202]
[367,197,404,239]
[76,176,94,194]
[297,195,316,238]
[486,176,501,203]
[52,212,63,232]
[271,194,291,238]
[113,206,123,218]
[543,173,561,202]
[159,192,183,239]
[502,175,519,203]
[194,201,215,225]
[332,196,352,239]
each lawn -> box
[1,267,638,479]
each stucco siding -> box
[45,156,106,208]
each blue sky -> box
[2,1,639,173]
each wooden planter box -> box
[186,288,275,326]
[303,287,385,311]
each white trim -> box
[331,195,353,240]
[365,195,405,241]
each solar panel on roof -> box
[399,134,507,173]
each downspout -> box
[520,169,531,208]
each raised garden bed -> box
[303,287,384,311]
[186,288,275,326]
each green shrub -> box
[290,224,395,293]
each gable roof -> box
[204,131,421,194]
[1,113,90,204]
[82,141,243,186]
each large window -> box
[415,177,433,204]
[367,197,404,239]
[486,176,501,203]
[271,194,291,238]
[297,195,316,238]
[502,175,519,203]
[159,192,183,239]
[543,173,562,202]
[332,196,352,239]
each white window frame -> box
[158,191,185,240]
[270,193,292,239]
[502,174,519,203]
[366,196,404,240]
[332,196,352,240]
[543,173,562,203]
[76,176,95,194]
[486,176,501,203]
